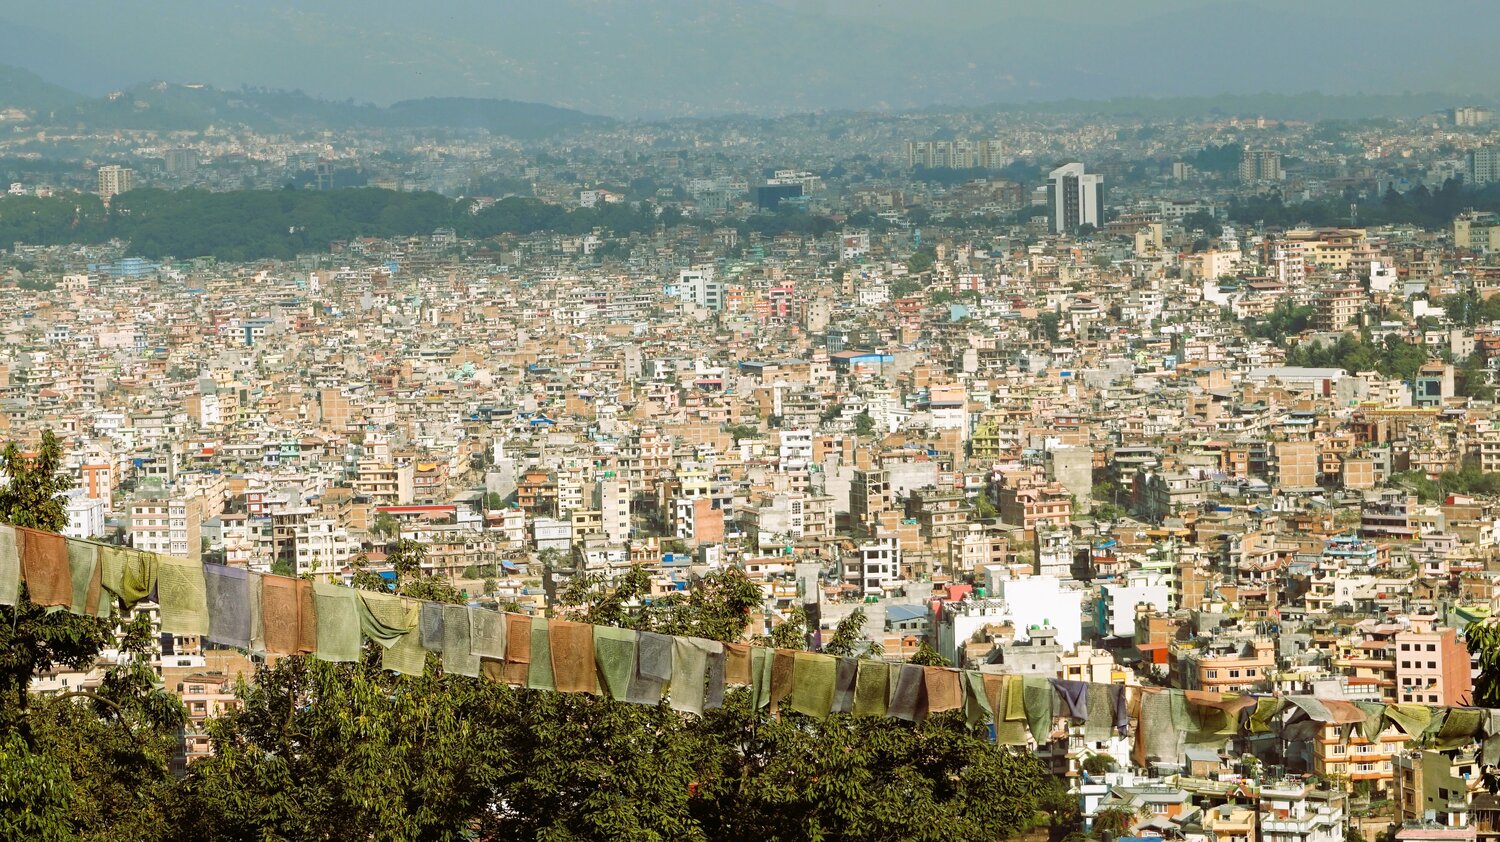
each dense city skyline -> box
[9,3,1500,840]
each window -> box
[1427,644,1436,652]
[1206,669,1218,679]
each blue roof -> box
[887,604,929,623]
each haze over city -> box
[3,0,1499,115]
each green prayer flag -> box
[357,591,415,647]
[788,652,836,719]
[1248,698,1284,734]
[68,541,99,616]
[594,625,638,702]
[1354,702,1387,743]
[670,636,717,717]
[1023,676,1055,744]
[379,598,428,676]
[996,676,1030,746]
[468,607,507,659]
[852,660,889,718]
[962,670,992,729]
[0,525,19,606]
[441,604,480,678]
[528,616,555,692]
[749,646,773,711]
[312,582,361,662]
[1385,703,1432,739]
[1436,708,1483,750]
[158,555,209,637]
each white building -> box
[778,428,813,472]
[1047,163,1104,233]
[678,267,725,312]
[844,536,900,595]
[985,571,1085,650]
[1096,570,1173,639]
[63,489,106,540]
[592,477,630,544]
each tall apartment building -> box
[1455,210,1500,252]
[905,138,1005,170]
[164,148,200,175]
[678,267,725,312]
[1394,616,1472,706]
[1239,147,1283,184]
[1273,441,1320,490]
[1470,146,1500,186]
[592,476,631,544]
[1455,106,1494,127]
[1047,163,1104,233]
[97,164,135,200]
[129,496,203,561]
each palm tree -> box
[1092,807,1137,841]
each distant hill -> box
[383,98,614,139]
[980,92,1482,122]
[0,63,83,114]
[5,0,1500,117]
[4,72,613,139]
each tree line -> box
[1230,178,1500,231]
[0,188,835,264]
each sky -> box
[1,0,1496,117]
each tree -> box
[0,431,186,839]
[0,431,115,737]
[1081,754,1117,776]
[853,411,875,437]
[907,641,952,667]
[906,244,937,275]
[1036,311,1062,343]
[1092,806,1137,841]
[823,607,883,659]
[370,511,400,540]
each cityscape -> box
[7,3,1500,840]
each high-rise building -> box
[1454,105,1494,127]
[1394,616,1472,706]
[97,165,135,200]
[1239,147,1283,184]
[678,267,725,312]
[164,148,199,176]
[1469,145,1500,186]
[905,139,1005,169]
[1046,163,1104,233]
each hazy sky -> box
[2,0,1496,116]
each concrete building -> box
[129,496,203,562]
[1240,147,1284,184]
[1096,571,1172,639]
[592,477,630,544]
[1394,616,1473,706]
[97,164,135,200]
[1048,163,1104,233]
[63,488,106,540]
